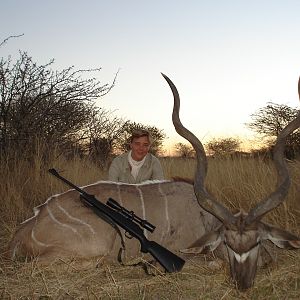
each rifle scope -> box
[107,198,156,233]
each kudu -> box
[162,73,300,290]
[7,74,300,290]
[7,177,216,266]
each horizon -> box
[160,135,270,157]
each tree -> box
[205,137,241,157]
[246,102,300,158]
[174,142,195,158]
[0,51,115,157]
[86,108,128,167]
[0,45,166,165]
[114,122,166,156]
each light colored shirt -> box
[108,152,164,184]
[127,150,147,180]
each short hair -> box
[130,129,153,144]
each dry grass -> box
[1,153,300,299]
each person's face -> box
[130,136,151,161]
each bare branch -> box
[0,34,24,48]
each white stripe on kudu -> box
[31,226,50,248]
[117,184,123,206]
[158,182,170,242]
[56,201,96,235]
[135,185,148,239]
[46,202,83,239]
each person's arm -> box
[108,158,120,182]
[151,157,164,180]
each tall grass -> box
[0,146,107,249]
[1,148,300,299]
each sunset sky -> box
[2,0,300,154]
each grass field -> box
[1,152,300,299]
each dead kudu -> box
[7,177,215,267]
[7,74,300,290]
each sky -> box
[2,0,300,154]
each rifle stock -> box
[145,240,186,273]
[48,168,185,272]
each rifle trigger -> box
[125,231,133,239]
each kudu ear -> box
[180,229,223,254]
[262,223,300,249]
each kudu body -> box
[8,180,215,264]
[162,73,300,290]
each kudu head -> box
[162,73,300,290]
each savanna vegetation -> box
[0,49,165,171]
[1,36,300,299]
[1,145,300,299]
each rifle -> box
[48,168,185,272]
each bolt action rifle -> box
[48,168,185,272]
